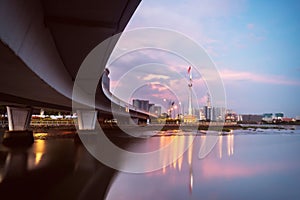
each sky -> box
[108,0,300,117]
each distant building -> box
[183,115,197,123]
[282,117,294,123]
[225,112,238,122]
[133,99,150,111]
[212,107,226,121]
[148,103,155,112]
[193,108,200,119]
[202,106,226,121]
[274,113,284,120]
[102,68,110,91]
[199,108,206,121]
[204,106,212,121]
[241,114,263,124]
[262,113,273,123]
[150,105,162,116]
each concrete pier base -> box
[2,106,33,147]
[2,130,34,147]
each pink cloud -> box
[150,83,169,92]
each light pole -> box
[173,105,178,119]
[178,102,181,116]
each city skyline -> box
[108,0,300,117]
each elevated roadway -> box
[0,0,154,126]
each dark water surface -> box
[0,126,300,200]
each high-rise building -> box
[150,106,162,116]
[212,107,226,121]
[133,99,150,111]
[148,103,155,112]
[204,93,212,121]
[204,106,212,121]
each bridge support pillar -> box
[2,106,33,146]
[77,110,98,130]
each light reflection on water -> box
[28,140,45,169]
[106,133,300,200]
[0,127,300,199]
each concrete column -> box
[77,110,98,130]
[7,106,32,131]
[2,106,33,146]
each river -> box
[0,126,300,199]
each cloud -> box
[126,0,245,57]
[220,69,300,86]
[149,83,169,92]
[143,74,170,81]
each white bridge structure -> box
[0,0,155,145]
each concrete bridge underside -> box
[0,0,153,128]
[0,1,154,199]
[0,0,141,107]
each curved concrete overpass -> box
[0,0,153,121]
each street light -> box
[173,105,178,119]
[164,99,179,119]
[163,99,171,118]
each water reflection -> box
[159,135,195,174]
[0,136,116,199]
[155,134,235,194]
[28,140,45,169]
[227,134,234,156]
[159,135,235,171]
[1,130,300,199]
[107,134,300,200]
[219,135,223,158]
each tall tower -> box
[206,92,212,121]
[207,92,211,108]
[188,66,193,115]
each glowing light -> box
[189,172,194,192]
[178,155,183,171]
[230,134,234,155]
[188,136,193,165]
[227,135,231,156]
[34,140,46,166]
[227,134,234,156]
[35,152,43,165]
[219,135,223,159]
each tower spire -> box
[188,66,193,115]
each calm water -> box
[0,126,300,199]
[106,126,300,200]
